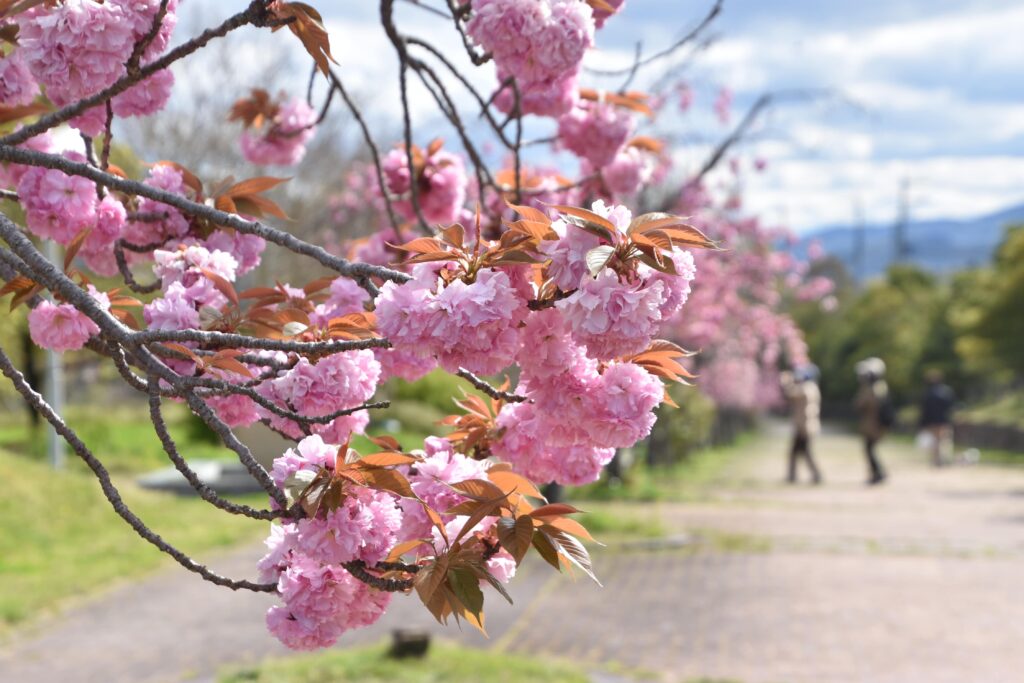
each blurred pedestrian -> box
[781,365,822,484]
[918,369,956,467]
[854,357,891,485]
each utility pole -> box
[44,239,65,470]
[852,199,866,283]
[892,178,911,264]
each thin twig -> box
[0,347,277,593]
[457,368,528,403]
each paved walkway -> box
[2,424,1024,682]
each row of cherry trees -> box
[0,0,826,650]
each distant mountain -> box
[791,203,1024,279]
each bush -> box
[645,386,717,466]
[383,370,477,416]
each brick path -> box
[2,424,1023,682]
[500,425,1024,682]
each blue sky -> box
[589,0,1024,231]
[179,0,1024,233]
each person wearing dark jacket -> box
[854,357,889,485]
[919,369,956,467]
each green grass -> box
[576,504,665,541]
[959,389,1024,430]
[219,642,591,683]
[570,434,753,503]
[0,403,231,475]
[971,447,1024,466]
[696,529,773,554]
[0,448,265,632]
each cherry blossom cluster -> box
[14,0,179,135]
[663,177,830,411]
[375,199,700,485]
[258,434,516,649]
[382,141,468,227]
[238,97,318,167]
[464,0,595,116]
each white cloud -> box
[736,155,1024,231]
[169,1,1024,234]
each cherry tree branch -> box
[1,0,276,148]
[148,379,286,521]
[0,145,411,291]
[457,368,528,403]
[692,89,834,184]
[585,0,723,80]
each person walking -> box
[781,365,822,484]
[854,357,890,485]
[918,369,956,467]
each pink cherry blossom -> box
[487,550,517,584]
[124,164,191,245]
[493,68,579,117]
[0,130,55,189]
[293,488,402,566]
[714,87,733,124]
[601,147,647,198]
[539,217,601,291]
[432,269,525,374]
[467,0,594,117]
[517,308,588,383]
[80,195,128,276]
[591,0,625,28]
[677,82,694,112]
[397,436,491,539]
[267,555,391,650]
[374,346,437,383]
[206,391,261,429]
[201,230,266,276]
[17,1,136,134]
[0,51,38,106]
[17,156,97,244]
[270,433,338,489]
[110,0,180,54]
[558,100,634,167]
[588,362,663,447]
[112,68,174,118]
[152,244,238,308]
[143,282,200,331]
[27,286,109,352]
[644,248,697,320]
[258,352,380,442]
[556,269,666,361]
[381,146,468,227]
[375,278,443,351]
[241,98,317,167]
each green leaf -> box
[447,567,485,619]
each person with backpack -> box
[854,357,891,485]
[781,364,823,484]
